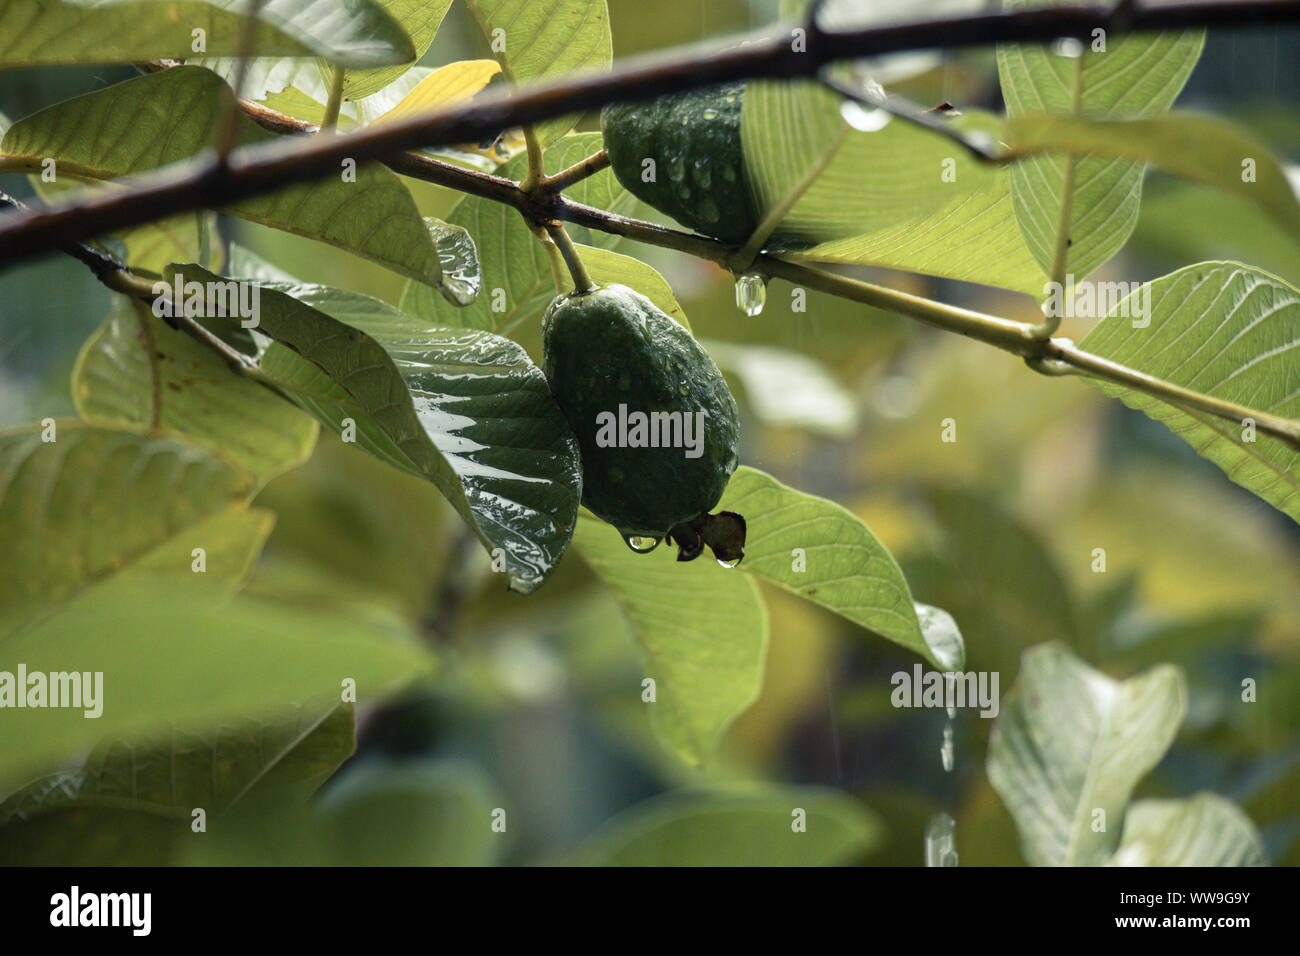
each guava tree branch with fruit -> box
[0,0,1295,866]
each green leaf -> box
[0,0,413,67]
[987,642,1187,866]
[170,263,582,594]
[703,342,856,437]
[572,513,768,766]
[1078,262,1300,525]
[570,788,880,865]
[0,704,353,826]
[1,67,455,290]
[997,6,1203,277]
[1005,112,1300,244]
[741,82,997,246]
[0,581,431,786]
[336,0,455,100]
[1110,794,1267,867]
[0,707,353,864]
[401,132,639,333]
[717,467,960,669]
[786,168,1048,295]
[0,421,268,638]
[72,299,318,486]
[316,760,501,865]
[465,0,612,148]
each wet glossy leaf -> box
[171,263,581,593]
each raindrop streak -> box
[940,724,954,772]
[925,812,959,867]
[735,273,766,317]
[623,534,661,553]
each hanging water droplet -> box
[840,100,891,133]
[427,220,482,306]
[925,812,958,867]
[734,273,766,317]
[944,671,958,720]
[623,534,662,553]
[716,555,742,569]
[1052,37,1085,58]
[940,723,955,772]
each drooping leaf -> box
[0,421,268,638]
[168,263,582,594]
[1109,794,1267,867]
[73,298,318,485]
[987,642,1187,866]
[997,5,1203,278]
[1,67,458,292]
[717,467,961,669]
[1079,262,1300,525]
[1004,112,1300,244]
[464,0,612,148]
[571,513,768,766]
[0,0,415,67]
[336,0,455,100]
[570,787,880,865]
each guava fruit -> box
[542,283,745,562]
[600,83,759,245]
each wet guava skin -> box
[542,284,741,538]
[600,83,758,244]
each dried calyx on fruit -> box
[542,283,746,564]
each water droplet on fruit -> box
[721,166,737,183]
[669,156,686,182]
[624,534,662,553]
[1052,37,1085,58]
[734,272,766,316]
[692,159,711,188]
[702,108,719,120]
[715,555,741,569]
[697,197,719,223]
[924,812,958,867]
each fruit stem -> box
[321,65,346,134]
[545,221,596,293]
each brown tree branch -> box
[2,0,1299,265]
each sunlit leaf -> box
[337,0,455,100]
[997,5,1203,278]
[572,513,768,766]
[371,59,501,123]
[987,642,1187,866]
[465,0,612,148]
[1079,262,1300,525]
[1109,794,1267,866]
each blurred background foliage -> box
[1,0,1298,865]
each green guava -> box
[600,83,758,244]
[542,283,745,561]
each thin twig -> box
[321,65,346,134]
[539,150,610,193]
[545,221,595,292]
